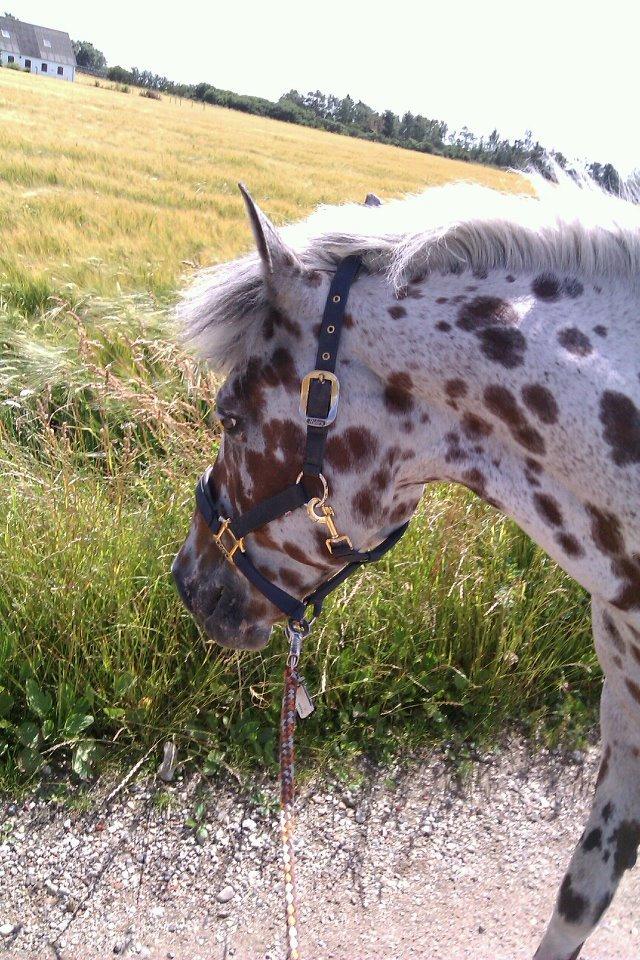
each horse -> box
[172,176,640,960]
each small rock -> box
[0,924,16,937]
[158,742,178,782]
[216,885,235,904]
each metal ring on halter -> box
[296,471,328,507]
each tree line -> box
[69,38,623,190]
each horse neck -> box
[346,264,636,500]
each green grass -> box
[0,70,598,786]
[0,297,598,784]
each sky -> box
[9,0,640,172]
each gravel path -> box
[1,740,639,960]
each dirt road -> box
[1,740,638,959]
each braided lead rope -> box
[280,627,303,960]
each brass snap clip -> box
[305,499,353,555]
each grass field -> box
[0,69,597,784]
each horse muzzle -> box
[172,555,271,650]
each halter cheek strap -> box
[195,255,410,632]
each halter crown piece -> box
[194,255,410,960]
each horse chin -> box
[202,612,272,651]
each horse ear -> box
[238,183,303,280]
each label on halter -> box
[295,679,315,719]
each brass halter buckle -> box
[300,370,340,427]
[212,517,246,563]
[306,499,353,555]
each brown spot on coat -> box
[352,488,376,520]
[388,305,407,319]
[462,468,487,498]
[534,493,563,527]
[593,325,608,337]
[558,874,587,923]
[436,321,451,332]
[283,541,326,571]
[478,327,527,368]
[384,372,414,415]
[269,307,301,338]
[262,347,298,391]
[556,533,584,557]
[603,612,626,654]
[583,828,603,852]
[278,567,305,591]
[371,467,391,491]
[585,504,625,556]
[483,386,546,454]
[521,384,559,424]
[326,428,379,473]
[558,327,593,357]
[611,557,640,611]
[600,391,640,467]
[445,378,468,399]
[625,679,640,705]
[461,413,493,439]
[532,274,561,301]
[611,820,640,880]
[457,296,519,331]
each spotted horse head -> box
[172,188,422,649]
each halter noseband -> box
[195,254,410,633]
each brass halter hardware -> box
[306,499,354,555]
[212,517,246,562]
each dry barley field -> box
[0,68,595,783]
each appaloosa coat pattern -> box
[173,179,640,960]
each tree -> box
[399,111,415,141]
[107,66,133,84]
[72,40,107,72]
[381,110,398,139]
[336,94,355,125]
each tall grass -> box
[0,298,597,779]
[0,70,597,781]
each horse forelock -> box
[177,174,640,372]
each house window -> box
[43,39,51,48]
[1,29,10,39]
[24,59,31,68]
[7,55,14,63]
[57,66,63,75]
[41,62,47,72]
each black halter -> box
[195,255,410,633]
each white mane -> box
[178,174,640,372]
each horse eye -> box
[219,415,240,435]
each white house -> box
[0,16,76,81]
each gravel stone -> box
[216,885,235,904]
[0,739,638,959]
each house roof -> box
[0,16,76,66]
